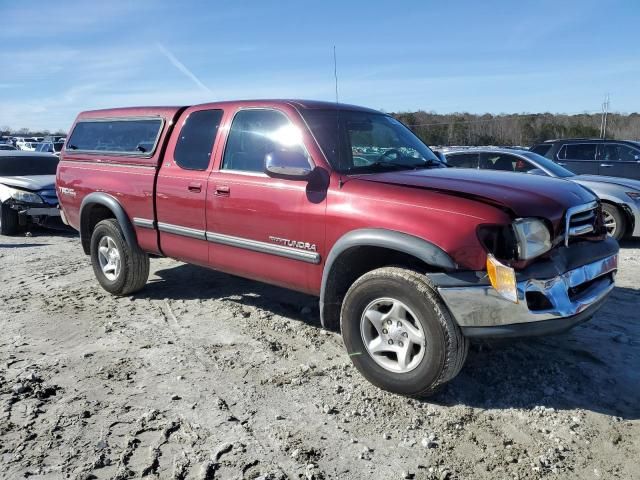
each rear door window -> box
[446,153,479,168]
[67,118,163,155]
[174,109,224,170]
[563,143,597,160]
[530,144,552,157]
[480,153,517,171]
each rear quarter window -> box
[66,118,163,156]
[530,144,552,157]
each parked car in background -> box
[0,151,61,235]
[530,138,640,180]
[15,137,40,151]
[36,140,65,156]
[443,148,640,240]
[0,144,17,151]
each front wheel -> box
[341,267,468,397]
[90,219,149,295]
[0,203,19,235]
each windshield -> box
[0,155,59,176]
[522,151,574,178]
[301,109,443,173]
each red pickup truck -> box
[57,100,619,396]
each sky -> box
[0,0,639,131]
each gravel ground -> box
[0,230,638,480]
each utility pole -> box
[600,94,610,139]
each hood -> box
[0,174,56,191]
[573,174,640,192]
[353,168,596,219]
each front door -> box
[206,108,326,293]
[155,108,224,266]
[557,143,599,175]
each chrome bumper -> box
[438,254,618,329]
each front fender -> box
[319,228,456,328]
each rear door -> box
[155,108,224,266]
[556,143,599,175]
[599,143,640,180]
[206,107,326,293]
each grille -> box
[564,201,598,246]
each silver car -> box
[443,148,640,240]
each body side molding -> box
[206,231,321,264]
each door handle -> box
[188,182,202,193]
[214,185,230,196]
[600,163,613,168]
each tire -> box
[602,203,625,241]
[0,203,19,235]
[340,267,468,397]
[90,219,149,295]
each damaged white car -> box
[0,151,61,235]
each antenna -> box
[333,46,339,104]
[333,45,344,184]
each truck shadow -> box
[134,262,322,327]
[138,263,639,420]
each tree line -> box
[391,111,640,146]
[1,126,67,137]
[3,111,640,146]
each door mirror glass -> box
[265,150,312,180]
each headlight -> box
[512,218,551,260]
[626,191,640,201]
[9,188,44,204]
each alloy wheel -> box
[603,210,617,237]
[97,235,121,281]
[360,297,427,373]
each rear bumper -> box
[433,242,618,338]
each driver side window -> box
[221,109,309,173]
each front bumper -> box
[434,242,618,338]
[10,203,61,226]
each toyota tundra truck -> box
[56,100,619,396]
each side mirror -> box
[265,150,312,180]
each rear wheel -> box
[602,203,625,240]
[0,203,19,236]
[340,267,468,397]
[90,219,149,295]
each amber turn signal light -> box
[486,254,518,303]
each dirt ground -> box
[0,230,638,480]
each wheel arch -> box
[79,192,138,255]
[320,228,457,330]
